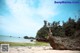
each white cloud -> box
[37,0,58,20]
[1,0,59,37]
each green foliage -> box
[63,18,76,36]
[36,17,80,40]
[36,27,48,39]
[24,36,29,39]
[24,36,35,39]
[76,18,80,30]
[51,21,65,36]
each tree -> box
[63,17,76,36]
[76,18,80,30]
[36,17,79,42]
[24,36,29,39]
[36,26,48,39]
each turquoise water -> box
[0,35,34,43]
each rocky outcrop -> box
[48,33,80,50]
[36,38,48,42]
[48,36,67,50]
[47,23,80,50]
[47,28,67,50]
[53,36,80,50]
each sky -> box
[0,0,80,37]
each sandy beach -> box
[3,46,80,53]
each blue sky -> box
[0,0,80,37]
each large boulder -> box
[49,36,80,50]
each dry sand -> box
[1,46,80,53]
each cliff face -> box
[36,19,80,50]
[50,36,80,50]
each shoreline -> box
[0,41,35,43]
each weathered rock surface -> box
[48,36,80,50]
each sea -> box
[0,35,35,43]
